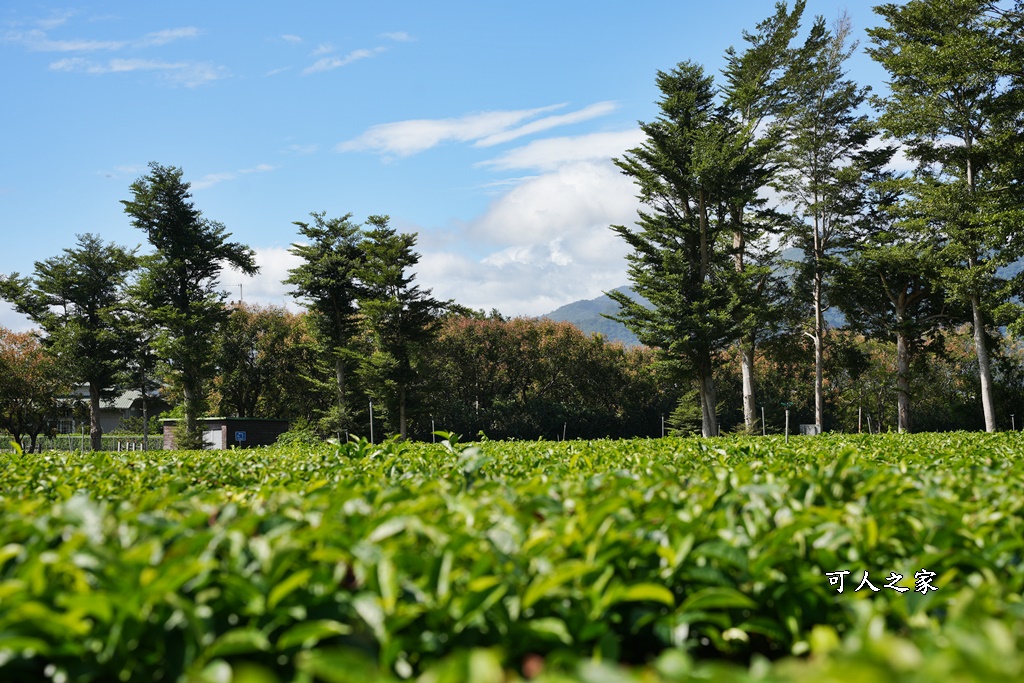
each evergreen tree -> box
[0,234,136,450]
[832,173,947,432]
[357,216,443,440]
[720,0,806,432]
[122,163,257,449]
[868,0,1024,432]
[774,13,882,432]
[284,212,365,436]
[609,62,742,437]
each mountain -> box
[541,287,642,347]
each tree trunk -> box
[971,294,997,432]
[89,382,103,451]
[733,225,757,434]
[696,354,718,437]
[142,389,149,452]
[813,271,825,432]
[399,386,408,440]
[335,357,346,413]
[740,334,757,433]
[896,331,911,433]
[182,381,203,449]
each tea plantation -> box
[1,433,1023,682]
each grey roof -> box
[105,390,143,411]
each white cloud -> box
[35,11,76,31]
[49,57,225,86]
[265,66,290,76]
[475,101,618,147]
[339,104,566,157]
[281,34,303,44]
[136,27,200,47]
[472,161,639,246]
[303,46,385,74]
[0,301,33,333]
[381,31,413,42]
[230,247,304,309]
[283,143,319,155]
[480,129,644,171]
[11,30,125,52]
[311,43,335,56]
[192,164,274,190]
[7,24,198,52]
[241,163,274,174]
[413,159,640,316]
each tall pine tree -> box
[123,163,257,449]
[869,0,1024,432]
[609,62,741,437]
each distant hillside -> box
[546,252,1023,347]
[541,287,642,347]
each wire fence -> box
[0,433,164,453]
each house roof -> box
[67,386,161,411]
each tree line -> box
[2,0,1023,448]
[611,0,1024,436]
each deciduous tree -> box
[0,327,68,451]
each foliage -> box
[868,0,1024,431]
[1,434,1023,681]
[0,327,69,451]
[356,216,445,440]
[212,303,313,421]
[427,315,675,440]
[122,162,258,449]
[284,212,366,434]
[0,233,137,450]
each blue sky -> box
[0,1,890,331]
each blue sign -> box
[235,431,247,442]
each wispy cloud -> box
[49,57,225,87]
[480,130,645,172]
[5,24,199,52]
[265,66,290,77]
[191,164,274,190]
[303,46,385,74]
[475,101,618,147]
[136,27,200,47]
[281,34,303,44]
[340,103,621,158]
[283,143,319,155]
[339,105,568,157]
[35,11,77,31]
[381,31,413,42]
[311,43,335,56]
[96,164,145,179]
[6,30,125,52]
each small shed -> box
[162,417,290,450]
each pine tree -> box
[357,216,444,440]
[284,212,365,436]
[609,62,741,437]
[0,233,136,451]
[122,163,257,449]
[774,13,880,432]
[868,0,1024,432]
